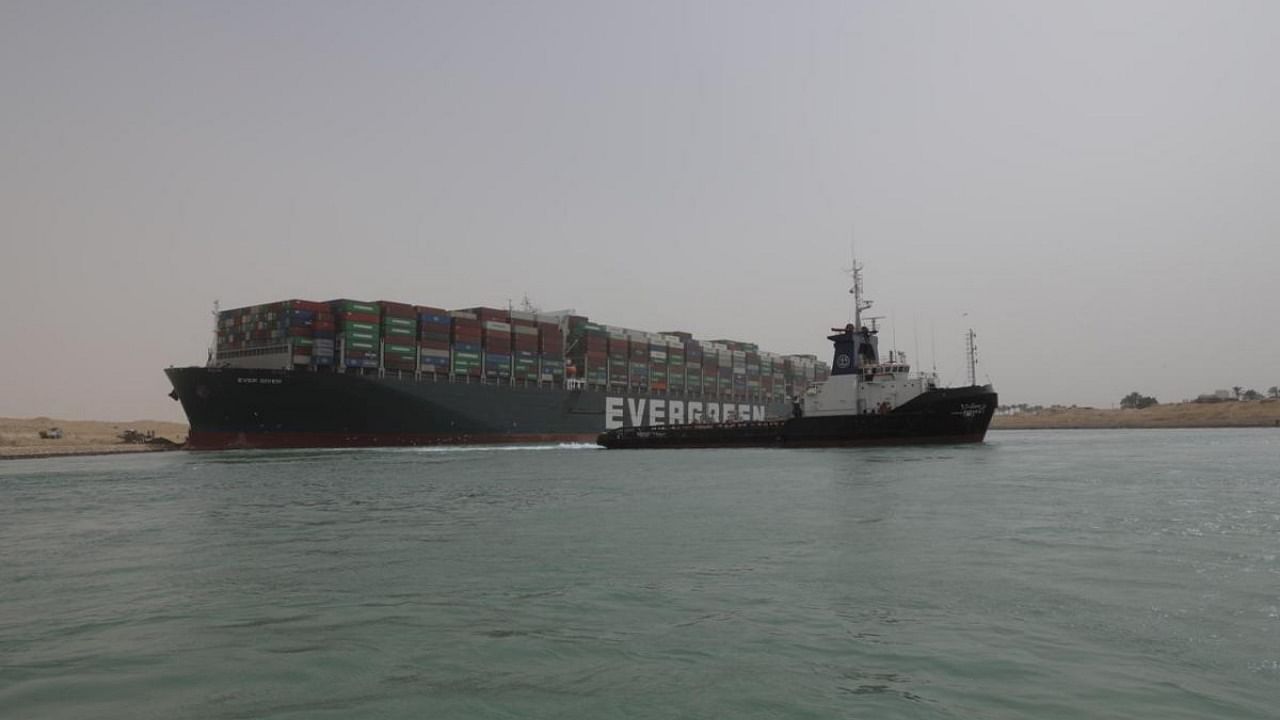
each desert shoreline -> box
[991,399,1280,430]
[1,417,188,460]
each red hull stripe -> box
[185,431,601,450]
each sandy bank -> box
[0,417,188,460]
[991,400,1280,430]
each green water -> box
[2,430,1278,718]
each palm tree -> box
[1232,386,1243,401]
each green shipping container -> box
[333,300,378,314]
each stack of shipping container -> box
[311,305,336,366]
[607,331,629,392]
[784,355,817,398]
[417,305,451,374]
[510,311,539,382]
[215,300,334,368]
[450,311,483,377]
[214,297,830,400]
[482,324,512,380]
[538,318,566,383]
[572,320,609,386]
[330,299,381,369]
[378,301,418,372]
[627,334,648,392]
[667,338,686,394]
[745,351,761,398]
[648,341,667,392]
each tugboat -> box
[597,262,997,449]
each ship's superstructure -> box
[797,260,937,418]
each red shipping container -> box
[337,311,380,324]
[378,300,416,317]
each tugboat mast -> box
[965,328,978,387]
[848,259,874,330]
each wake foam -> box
[382,442,602,453]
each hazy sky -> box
[3,1,1279,421]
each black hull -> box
[597,386,998,449]
[165,366,791,450]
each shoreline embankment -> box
[991,399,1280,430]
[0,417,188,461]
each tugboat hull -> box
[597,386,997,449]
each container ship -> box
[166,300,829,449]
